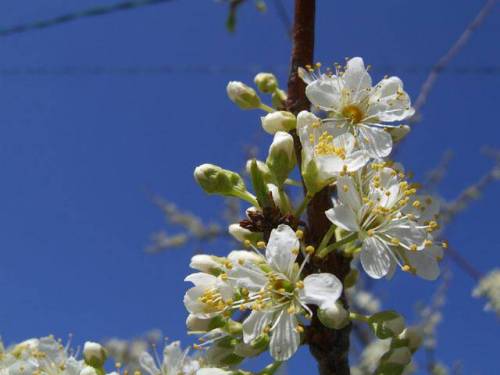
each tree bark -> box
[286,1,352,374]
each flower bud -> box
[194,164,246,196]
[260,111,296,134]
[245,159,272,182]
[83,342,107,368]
[189,254,222,274]
[393,327,423,353]
[369,311,406,339]
[380,347,412,366]
[254,73,278,93]
[318,302,349,329]
[226,81,261,109]
[228,224,263,243]
[266,131,296,185]
[250,333,270,351]
[228,250,263,264]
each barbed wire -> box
[0,64,498,77]
[0,0,174,37]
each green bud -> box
[261,111,296,134]
[194,164,246,196]
[254,72,278,93]
[318,302,349,329]
[302,159,330,195]
[369,311,406,339]
[266,131,296,185]
[271,88,287,109]
[392,327,423,353]
[245,159,272,183]
[226,81,261,109]
[379,347,412,368]
[249,159,271,208]
[344,268,359,288]
[83,342,107,368]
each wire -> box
[0,0,174,37]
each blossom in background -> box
[299,57,414,158]
[228,224,343,360]
[0,336,84,375]
[297,110,369,180]
[325,164,440,279]
[140,341,201,375]
[473,269,500,317]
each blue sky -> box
[0,0,498,373]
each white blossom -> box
[325,164,440,279]
[473,268,500,316]
[297,110,369,180]
[299,57,414,158]
[228,224,342,361]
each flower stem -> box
[233,190,259,208]
[317,232,358,258]
[278,187,293,213]
[349,312,369,323]
[259,103,275,113]
[258,361,282,375]
[318,224,336,252]
[294,192,314,218]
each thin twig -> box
[412,0,498,118]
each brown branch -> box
[285,1,351,374]
[412,0,497,118]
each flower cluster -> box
[188,58,445,370]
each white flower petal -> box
[300,273,342,308]
[337,175,362,211]
[266,224,299,275]
[360,237,393,279]
[296,110,320,162]
[384,219,427,250]
[305,76,342,110]
[332,132,356,153]
[325,205,359,232]
[343,57,372,101]
[406,249,440,281]
[358,125,393,158]
[163,341,183,374]
[269,313,301,361]
[242,310,274,343]
[228,263,267,291]
[368,76,415,122]
[139,352,160,375]
[344,151,370,172]
[184,273,217,286]
[196,369,231,375]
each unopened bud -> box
[228,250,263,264]
[250,333,270,351]
[394,327,423,353]
[266,131,296,185]
[254,73,278,93]
[318,302,349,329]
[228,224,263,243]
[194,164,246,196]
[369,311,406,339]
[261,111,296,134]
[186,314,212,332]
[83,342,107,368]
[381,346,412,366]
[245,159,272,183]
[226,81,261,109]
[189,254,221,274]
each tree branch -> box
[285,1,351,374]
